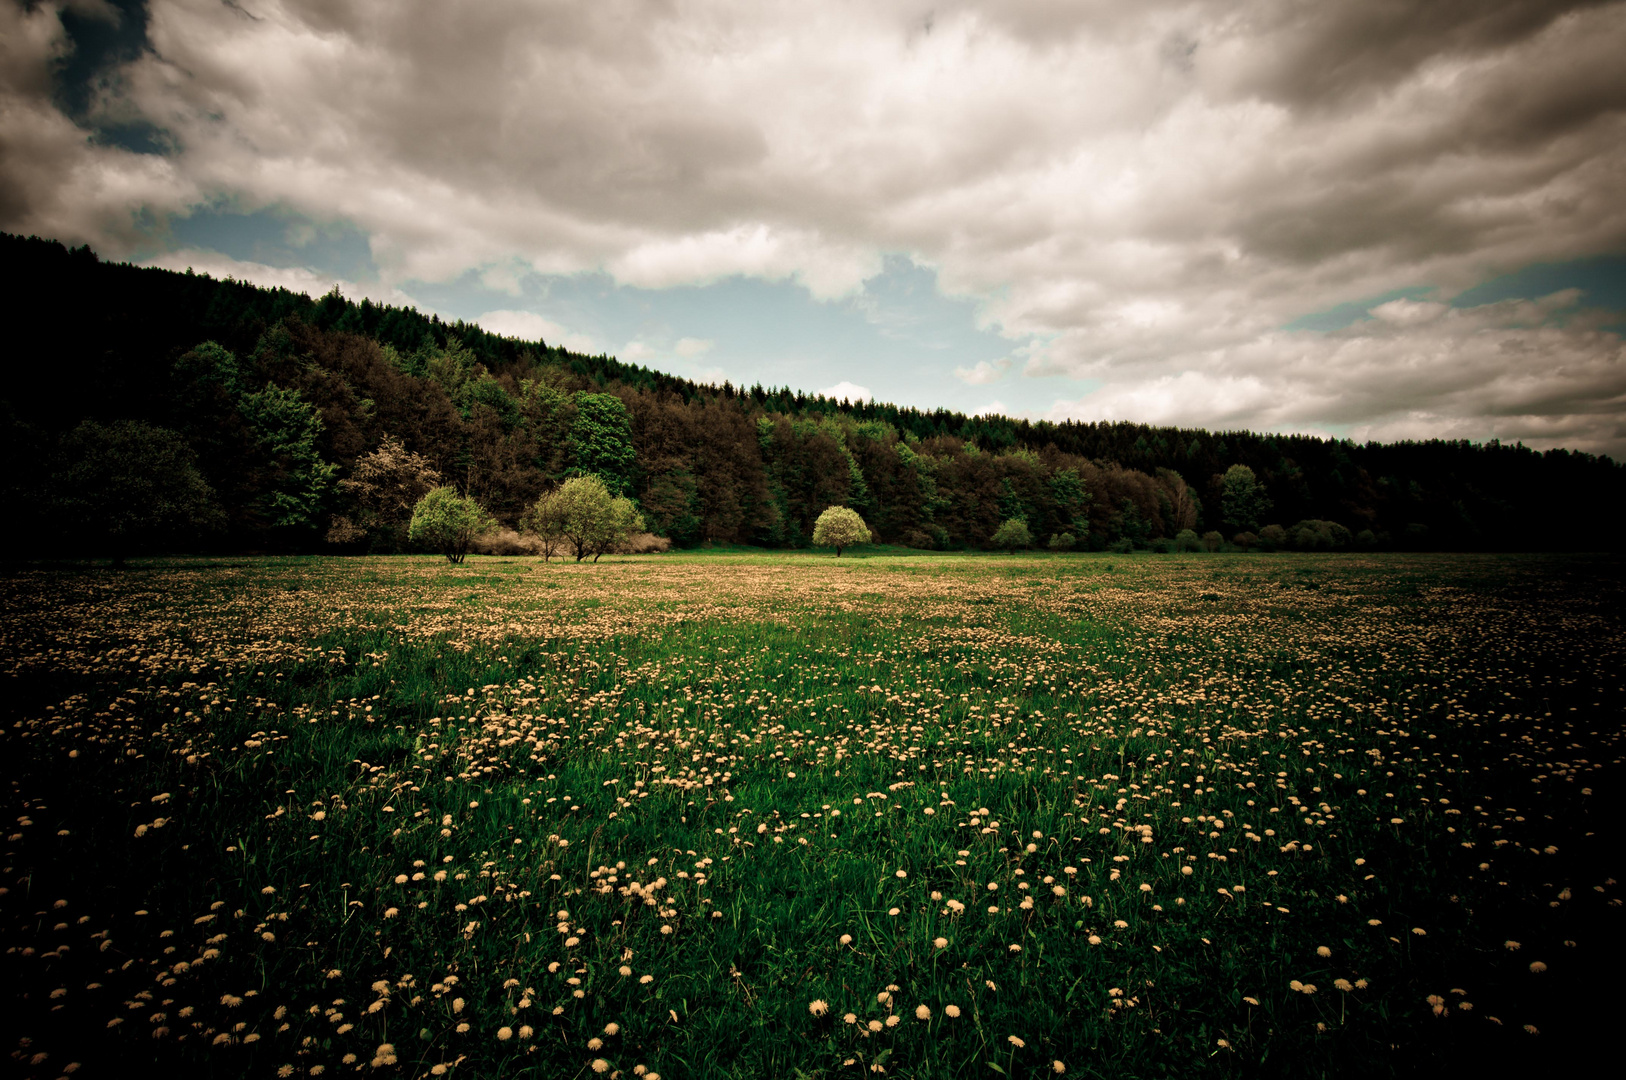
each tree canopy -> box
[4,231,1622,559]
[811,506,872,556]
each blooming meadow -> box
[2,552,1621,1078]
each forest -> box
[3,232,1621,558]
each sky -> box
[4,1,1625,454]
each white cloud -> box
[476,309,598,353]
[142,248,420,308]
[674,336,715,358]
[1045,292,1626,454]
[954,359,1009,385]
[622,340,656,362]
[820,380,873,402]
[5,1,1626,450]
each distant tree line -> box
[2,232,1621,559]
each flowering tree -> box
[811,505,872,556]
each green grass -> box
[1,552,1621,1079]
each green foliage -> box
[811,505,872,556]
[6,232,1623,557]
[1219,464,1271,532]
[52,419,220,562]
[237,384,338,532]
[1173,528,1202,552]
[1289,518,1354,551]
[1047,531,1077,551]
[1201,530,1224,552]
[1257,523,1288,551]
[570,393,637,496]
[408,486,495,563]
[524,474,645,562]
[990,517,1032,551]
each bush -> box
[1355,529,1378,551]
[1108,537,1135,554]
[1232,531,1258,551]
[812,506,872,556]
[1289,519,1354,551]
[1047,532,1076,551]
[990,518,1032,552]
[1173,528,1202,552]
[1201,530,1224,552]
[468,528,544,557]
[409,487,495,564]
[1257,524,1287,551]
[618,531,672,554]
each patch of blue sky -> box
[167,204,378,285]
[1286,254,1626,333]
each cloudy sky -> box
[6,0,1625,453]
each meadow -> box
[2,551,1621,1080]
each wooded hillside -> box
[3,232,1619,556]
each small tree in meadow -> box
[812,505,872,556]
[1201,530,1224,552]
[1174,528,1202,552]
[1047,531,1076,551]
[408,486,494,564]
[523,475,645,563]
[990,518,1032,552]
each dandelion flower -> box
[604,1023,620,1036]
[933,937,948,949]
[839,934,853,946]
[1529,961,1547,973]
[497,1027,512,1041]
[915,1005,931,1020]
[591,1060,610,1074]
[809,1000,829,1018]
[843,1013,857,1025]
[1053,1061,1066,1074]
[1008,1036,1025,1048]
[1316,946,1331,958]
[944,1005,961,1018]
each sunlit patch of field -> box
[1,552,1622,1079]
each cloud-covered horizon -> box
[4,0,1625,452]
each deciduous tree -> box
[811,505,871,556]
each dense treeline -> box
[3,232,1621,558]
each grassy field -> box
[2,551,1622,1079]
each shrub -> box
[1201,530,1224,552]
[990,518,1032,552]
[618,532,673,554]
[1108,537,1135,554]
[1150,537,1175,554]
[1173,528,1202,552]
[408,487,495,564]
[1257,524,1287,551]
[1047,532,1076,551]
[812,506,872,556]
[1289,519,1353,551]
[1233,531,1258,551]
[1355,529,1378,550]
[469,528,544,557]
